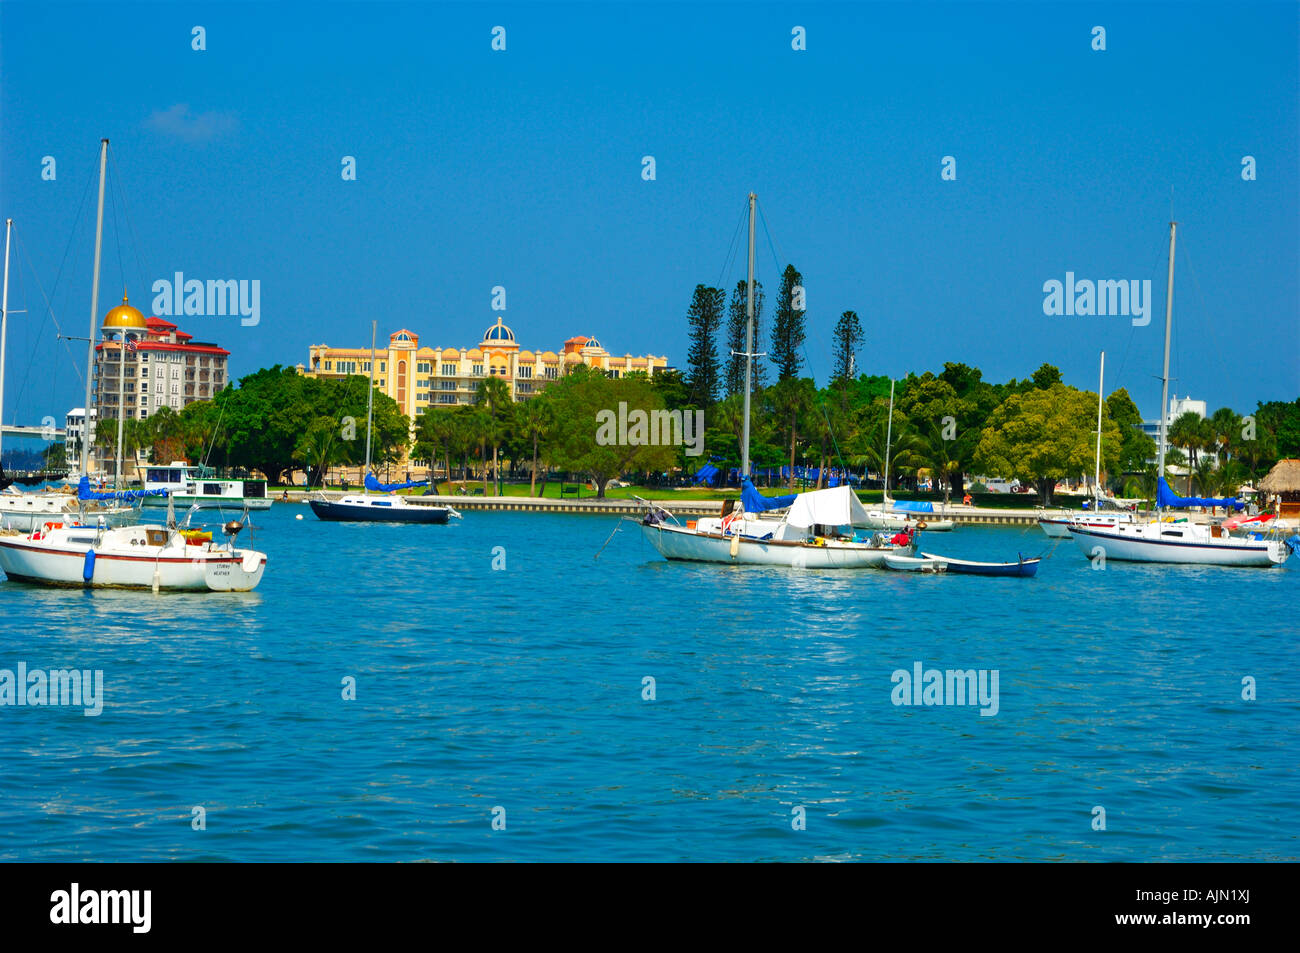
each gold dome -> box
[103,293,147,331]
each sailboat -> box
[1066,222,1289,567]
[309,321,460,524]
[637,193,914,568]
[860,379,955,532]
[0,140,268,591]
[1037,350,1139,538]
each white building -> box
[64,407,97,472]
[1142,395,1212,462]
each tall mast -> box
[1157,221,1176,479]
[81,139,109,477]
[883,378,895,502]
[1093,350,1105,497]
[0,219,11,465]
[364,320,376,491]
[740,192,756,479]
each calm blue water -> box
[1,505,1296,861]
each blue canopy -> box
[78,476,166,501]
[365,472,428,492]
[693,464,719,486]
[1156,477,1243,511]
[890,499,934,513]
[741,478,797,513]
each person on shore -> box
[962,492,973,507]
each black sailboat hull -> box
[308,499,452,524]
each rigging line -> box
[10,228,89,411]
[715,198,748,291]
[106,150,127,300]
[108,146,152,302]
[1179,238,1231,413]
[1112,230,1168,401]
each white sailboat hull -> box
[639,521,906,568]
[1038,513,1137,538]
[1068,524,1287,567]
[0,525,267,590]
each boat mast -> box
[1156,221,1176,480]
[363,319,376,492]
[741,192,756,479]
[883,378,895,502]
[1093,350,1105,498]
[81,139,109,478]
[0,219,11,466]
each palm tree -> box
[515,394,555,496]
[1168,411,1210,494]
[907,419,963,505]
[1208,406,1241,464]
[474,376,512,495]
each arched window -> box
[397,360,407,406]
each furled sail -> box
[365,472,428,492]
[889,499,934,513]
[1156,477,1243,511]
[741,478,796,514]
[77,475,166,501]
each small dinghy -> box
[883,553,948,573]
[919,552,1041,577]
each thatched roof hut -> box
[1260,459,1300,517]
[1260,458,1300,492]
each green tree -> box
[546,364,678,497]
[474,376,513,495]
[723,279,765,398]
[769,264,805,382]
[830,310,864,411]
[684,284,725,408]
[1104,387,1156,478]
[973,383,1119,505]
[1168,411,1212,494]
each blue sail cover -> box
[890,499,934,513]
[741,478,797,513]
[77,476,166,501]
[365,472,428,492]
[1156,477,1243,511]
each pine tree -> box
[724,279,765,398]
[831,309,863,413]
[831,310,863,384]
[685,284,725,407]
[770,264,805,382]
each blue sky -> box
[1,0,1296,433]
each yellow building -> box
[299,320,669,471]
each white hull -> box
[142,494,271,510]
[640,521,906,568]
[0,496,134,532]
[862,510,955,531]
[0,524,266,590]
[1038,513,1137,539]
[1068,524,1286,567]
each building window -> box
[472,364,484,376]
[397,360,407,406]
[417,361,431,373]
[442,363,456,375]
[324,361,332,370]
[544,366,558,379]
[518,366,532,378]
[380,362,386,372]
